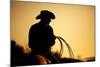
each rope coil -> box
[55,36,74,58]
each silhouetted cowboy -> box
[28,10,57,64]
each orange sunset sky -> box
[11,1,95,60]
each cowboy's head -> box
[36,10,55,24]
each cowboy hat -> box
[36,10,55,19]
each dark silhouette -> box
[28,10,58,65]
[11,40,26,66]
[29,10,55,49]
[11,10,87,66]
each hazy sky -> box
[11,1,95,59]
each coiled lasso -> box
[55,36,74,59]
